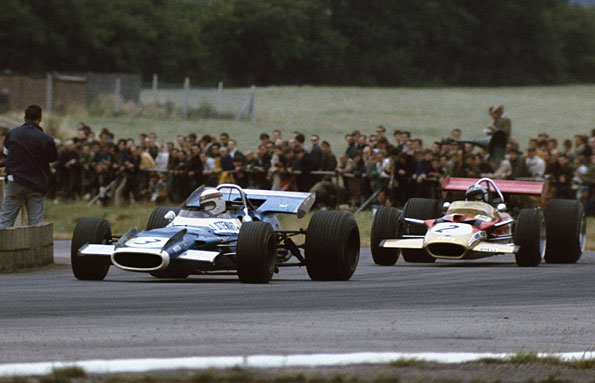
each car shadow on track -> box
[99,275,313,284]
[424,262,518,267]
[377,260,517,268]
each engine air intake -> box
[427,243,466,258]
[113,252,163,269]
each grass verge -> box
[476,351,595,370]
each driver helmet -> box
[465,184,488,203]
[199,189,226,215]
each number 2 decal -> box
[434,224,459,233]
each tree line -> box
[1,0,594,86]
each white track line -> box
[1,351,594,377]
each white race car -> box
[371,177,586,266]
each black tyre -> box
[236,222,277,283]
[401,198,441,263]
[514,208,545,267]
[371,206,401,265]
[146,206,180,230]
[544,199,586,264]
[305,210,360,281]
[71,217,112,280]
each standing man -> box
[0,105,58,227]
[309,134,323,172]
[525,147,545,178]
[487,104,511,140]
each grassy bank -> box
[4,85,593,154]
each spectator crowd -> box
[2,107,595,214]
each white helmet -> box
[199,189,226,215]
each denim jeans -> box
[0,181,45,228]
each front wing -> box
[381,239,518,255]
[79,244,221,266]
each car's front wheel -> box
[71,217,112,280]
[370,206,401,265]
[401,198,440,263]
[236,221,277,283]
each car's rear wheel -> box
[146,206,180,230]
[71,217,112,280]
[305,210,360,281]
[514,208,545,267]
[402,198,441,263]
[236,222,277,283]
[371,206,401,265]
[544,199,585,264]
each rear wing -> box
[185,186,315,218]
[441,177,546,196]
[238,189,315,218]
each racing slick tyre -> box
[401,198,441,263]
[544,199,586,264]
[371,206,401,265]
[305,210,360,281]
[514,208,545,267]
[71,217,112,280]
[146,206,180,230]
[236,222,277,283]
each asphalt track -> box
[1,241,594,365]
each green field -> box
[15,85,595,153]
[5,85,595,247]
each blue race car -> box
[71,184,360,283]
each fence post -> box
[152,74,158,106]
[217,81,223,117]
[183,77,190,119]
[250,85,256,122]
[46,73,53,117]
[115,78,121,114]
[236,86,256,121]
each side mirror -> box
[496,203,507,212]
[442,202,451,211]
[164,210,176,221]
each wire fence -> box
[140,76,255,121]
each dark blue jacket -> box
[5,121,58,194]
